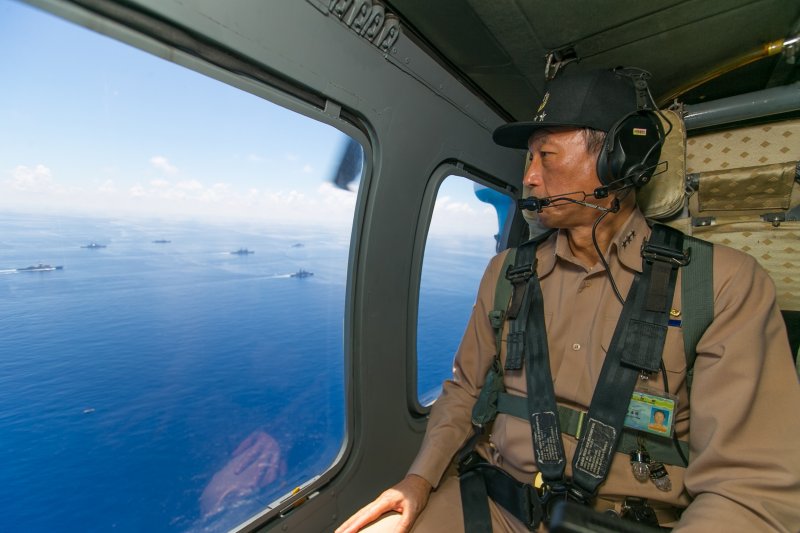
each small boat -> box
[290,269,313,278]
[231,248,254,255]
[17,264,63,272]
[81,242,106,249]
[152,239,171,244]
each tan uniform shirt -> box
[408,209,800,531]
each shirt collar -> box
[534,209,651,276]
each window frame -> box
[407,161,517,415]
[12,0,373,527]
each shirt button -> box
[572,343,581,351]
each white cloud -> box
[8,164,59,192]
[149,155,178,175]
[428,195,498,238]
[98,179,116,193]
[176,179,203,191]
[302,164,313,173]
[434,196,476,215]
[266,189,305,205]
[1,165,360,228]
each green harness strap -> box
[469,249,518,429]
[681,235,714,395]
[489,248,518,356]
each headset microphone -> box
[517,196,551,212]
[593,187,609,199]
[517,193,620,213]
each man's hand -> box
[335,474,433,533]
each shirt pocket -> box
[599,316,687,378]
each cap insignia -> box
[533,92,550,122]
[537,92,550,114]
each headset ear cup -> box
[596,146,608,186]
[600,111,665,190]
[596,130,615,187]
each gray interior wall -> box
[28,1,528,531]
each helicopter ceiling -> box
[385,0,800,121]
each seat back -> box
[682,118,800,357]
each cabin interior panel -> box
[12,0,799,531]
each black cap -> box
[493,68,639,149]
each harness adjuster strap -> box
[457,449,485,475]
[641,240,690,267]
[505,261,537,320]
[505,262,536,284]
[459,455,544,531]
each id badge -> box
[623,388,677,437]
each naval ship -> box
[17,264,63,272]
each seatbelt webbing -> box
[506,242,568,486]
[570,225,683,497]
[460,467,493,533]
[460,455,542,532]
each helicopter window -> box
[0,3,359,532]
[417,175,514,405]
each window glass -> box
[0,3,361,532]
[417,175,513,405]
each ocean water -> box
[0,212,492,533]
[417,236,495,404]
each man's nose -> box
[522,153,542,187]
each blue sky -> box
[0,0,499,234]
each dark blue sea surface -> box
[0,213,349,532]
[417,235,496,404]
[0,212,494,532]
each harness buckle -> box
[620,497,660,526]
[521,483,544,530]
[641,240,690,267]
[505,262,536,286]
[537,479,569,524]
[456,449,483,475]
[566,484,594,506]
[538,478,596,524]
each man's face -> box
[654,411,665,424]
[522,128,611,229]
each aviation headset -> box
[595,68,667,193]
